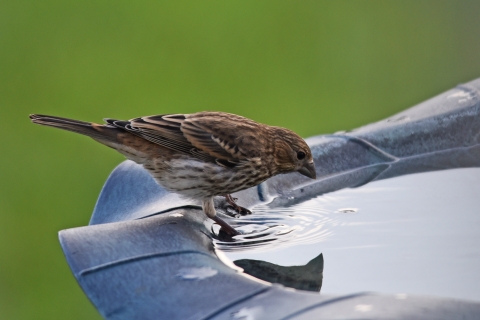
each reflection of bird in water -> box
[30,112,316,235]
[234,253,324,292]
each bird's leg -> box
[225,194,252,215]
[203,198,239,236]
[212,216,239,236]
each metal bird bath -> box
[60,78,480,319]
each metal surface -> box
[60,78,480,319]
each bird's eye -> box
[297,151,306,160]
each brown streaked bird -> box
[30,112,316,235]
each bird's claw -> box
[225,194,251,215]
[228,205,252,215]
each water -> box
[176,267,218,280]
[214,205,333,251]
[214,168,480,300]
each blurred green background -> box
[1,0,480,319]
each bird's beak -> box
[298,161,316,179]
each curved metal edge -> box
[90,160,198,225]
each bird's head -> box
[270,127,316,179]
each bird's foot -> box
[212,215,239,236]
[225,194,252,215]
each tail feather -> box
[29,114,120,143]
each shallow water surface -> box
[216,168,480,300]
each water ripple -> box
[213,199,339,252]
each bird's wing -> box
[105,112,263,164]
[105,114,213,162]
[181,112,263,160]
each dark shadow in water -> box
[234,253,324,292]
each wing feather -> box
[105,112,264,164]
[182,112,263,160]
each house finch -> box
[30,112,316,235]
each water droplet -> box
[169,213,183,217]
[176,267,218,280]
[354,304,372,312]
[395,293,408,300]
[231,306,262,320]
[235,224,269,234]
[447,90,473,100]
[336,208,358,213]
